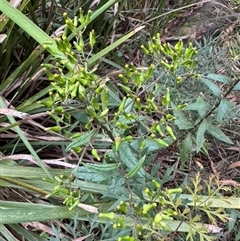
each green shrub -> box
[40,11,239,241]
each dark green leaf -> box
[217,99,230,122]
[118,142,145,177]
[65,129,98,151]
[71,111,89,123]
[130,138,167,152]
[125,155,146,178]
[180,133,193,169]
[196,119,209,152]
[76,166,117,183]
[83,163,120,172]
[207,124,233,144]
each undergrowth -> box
[38,10,240,241]
[0,1,240,241]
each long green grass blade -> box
[0,0,55,47]
[88,26,145,65]
[0,201,89,224]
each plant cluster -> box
[0,1,240,240]
[39,10,240,241]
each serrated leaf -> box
[196,119,209,152]
[173,110,193,130]
[217,99,229,122]
[76,166,116,183]
[207,124,233,144]
[83,163,120,172]
[184,97,210,117]
[118,142,145,177]
[125,155,146,178]
[206,73,232,85]
[124,97,135,113]
[180,133,193,169]
[66,129,98,151]
[172,103,193,130]
[200,77,222,97]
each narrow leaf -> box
[118,142,145,177]
[200,77,222,97]
[180,133,193,169]
[125,155,146,178]
[88,26,145,65]
[0,202,89,224]
[207,124,233,144]
[83,163,120,172]
[196,119,209,152]
[216,99,230,122]
[65,129,98,151]
[206,73,232,85]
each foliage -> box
[0,0,240,241]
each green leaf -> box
[0,201,89,224]
[75,166,118,183]
[173,108,193,130]
[83,163,120,172]
[207,124,233,144]
[65,129,98,151]
[8,224,47,241]
[0,224,20,241]
[130,138,168,152]
[180,133,193,169]
[88,26,145,65]
[206,73,232,85]
[125,155,146,178]
[0,165,70,179]
[118,142,145,177]
[196,119,209,152]
[71,111,89,124]
[184,97,210,117]
[200,77,222,97]
[216,99,230,122]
